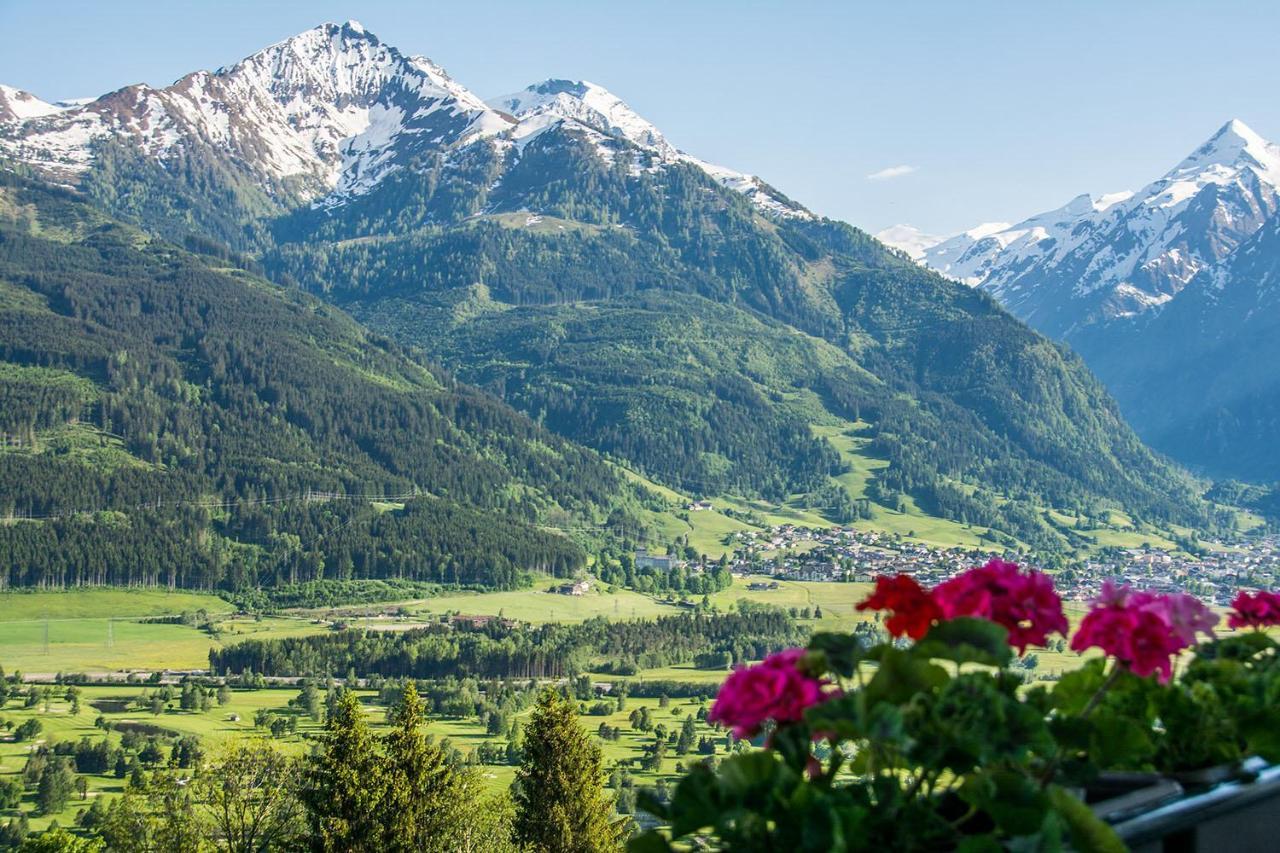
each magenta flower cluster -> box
[708,560,1280,740]
[857,558,1069,653]
[1228,589,1280,629]
[707,648,831,739]
[1069,580,1218,683]
[933,558,1070,653]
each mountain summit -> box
[0,21,511,204]
[889,119,1280,339]
[0,23,805,221]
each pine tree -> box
[676,716,697,755]
[379,682,469,852]
[513,689,622,852]
[302,689,384,852]
[35,757,76,815]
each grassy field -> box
[0,590,325,673]
[0,683,366,831]
[394,585,684,624]
[0,589,231,623]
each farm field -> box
[0,585,1117,836]
[0,589,326,673]
[394,585,683,624]
[0,589,232,623]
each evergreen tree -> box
[298,679,322,721]
[36,757,76,815]
[379,682,469,852]
[676,716,697,755]
[302,690,384,852]
[513,689,622,852]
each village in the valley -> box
[697,523,1280,605]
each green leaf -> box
[914,617,1013,668]
[1049,658,1107,714]
[717,751,785,799]
[959,768,1050,836]
[807,631,866,677]
[1196,632,1277,661]
[1243,714,1280,762]
[865,647,949,706]
[1047,785,1127,853]
[1087,707,1154,769]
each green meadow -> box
[0,589,323,673]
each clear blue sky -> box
[2,0,1276,235]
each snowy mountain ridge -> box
[880,119,1280,339]
[492,79,811,218]
[0,22,808,218]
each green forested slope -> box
[9,113,1225,557]
[261,132,1218,550]
[0,173,632,589]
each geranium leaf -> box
[959,769,1050,836]
[807,631,866,677]
[865,647,949,705]
[914,617,1013,668]
[1047,785,1127,853]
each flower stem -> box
[1080,663,1124,719]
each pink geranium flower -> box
[1070,581,1216,683]
[1143,591,1218,646]
[1228,590,1280,629]
[933,559,1069,653]
[708,648,831,739]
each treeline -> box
[210,607,805,680]
[594,551,733,597]
[0,498,585,590]
[221,578,445,612]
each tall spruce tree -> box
[380,682,469,852]
[302,689,384,852]
[513,689,622,852]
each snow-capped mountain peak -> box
[0,84,77,122]
[0,21,512,203]
[492,79,678,157]
[1,23,810,218]
[902,119,1280,337]
[1174,118,1280,179]
[492,78,811,218]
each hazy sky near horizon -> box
[2,0,1277,235]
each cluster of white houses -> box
[714,525,1280,605]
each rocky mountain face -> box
[0,22,509,198]
[1075,207,1280,481]
[0,22,1217,549]
[882,120,1280,480]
